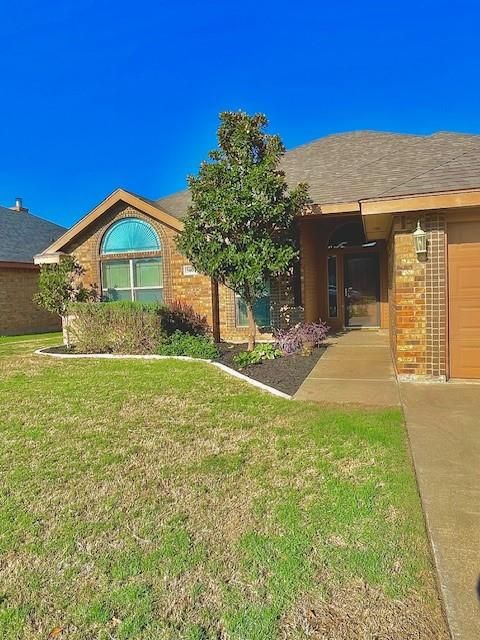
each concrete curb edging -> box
[210,361,291,399]
[34,347,292,400]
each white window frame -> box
[101,257,163,302]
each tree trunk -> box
[211,278,221,343]
[246,303,256,351]
[62,314,70,350]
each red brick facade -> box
[58,200,454,377]
[388,213,448,380]
[0,264,61,335]
[64,202,303,342]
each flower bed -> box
[215,342,326,395]
[54,304,329,395]
[40,341,327,396]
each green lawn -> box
[0,334,446,639]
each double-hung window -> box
[102,258,163,302]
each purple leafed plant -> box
[274,321,329,355]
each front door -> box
[344,254,380,327]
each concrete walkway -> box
[400,382,480,640]
[294,329,400,407]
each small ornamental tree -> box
[34,256,98,347]
[177,111,309,350]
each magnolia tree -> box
[177,111,309,350]
[34,257,98,347]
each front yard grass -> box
[0,334,447,639]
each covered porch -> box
[298,212,389,333]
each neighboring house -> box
[0,199,66,335]
[36,131,480,380]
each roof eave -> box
[0,260,39,270]
[359,187,480,241]
[39,189,184,255]
[360,187,480,215]
[33,252,68,265]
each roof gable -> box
[44,189,184,254]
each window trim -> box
[101,257,163,302]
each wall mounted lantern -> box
[413,220,427,259]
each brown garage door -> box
[448,221,480,379]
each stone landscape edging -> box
[34,347,292,400]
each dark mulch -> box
[215,343,326,396]
[40,343,327,396]
[41,345,76,354]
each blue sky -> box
[0,0,479,227]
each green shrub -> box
[89,300,162,314]
[155,331,219,359]
[68,301,213,355]
[69,301,165,354]
[233,343,283,369]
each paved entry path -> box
[294,329,400,407]
[400,382,480,640]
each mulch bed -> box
[215,343,326,395]
[40,342,327,396]
[42,345,76,355]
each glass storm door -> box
[344,254,380,327]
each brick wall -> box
[217,274,304,343]
[424,214,447,378]
[63,202,302,342]
[390,217,427,376]
[63,202,215,325]
[390,213,447,379]
[0,265,61,335]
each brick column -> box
[425,214,447,379]
[391,213,448,380]
[391,217,427,377]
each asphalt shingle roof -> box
[0,206,66,263]
[156,190,192,219]
[154,130,480,218]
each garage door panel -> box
[452,305,480,332]
[450,266,480,296]
[451,347,480,377]
[448,222,480,379]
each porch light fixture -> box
[413,220,427,259]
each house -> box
[0,199,66,335]
[35,131,480,380]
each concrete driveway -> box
[400,382,480,640]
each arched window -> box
[101,218,160,254]
[100,218,163,302]
[328,221,376,249]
